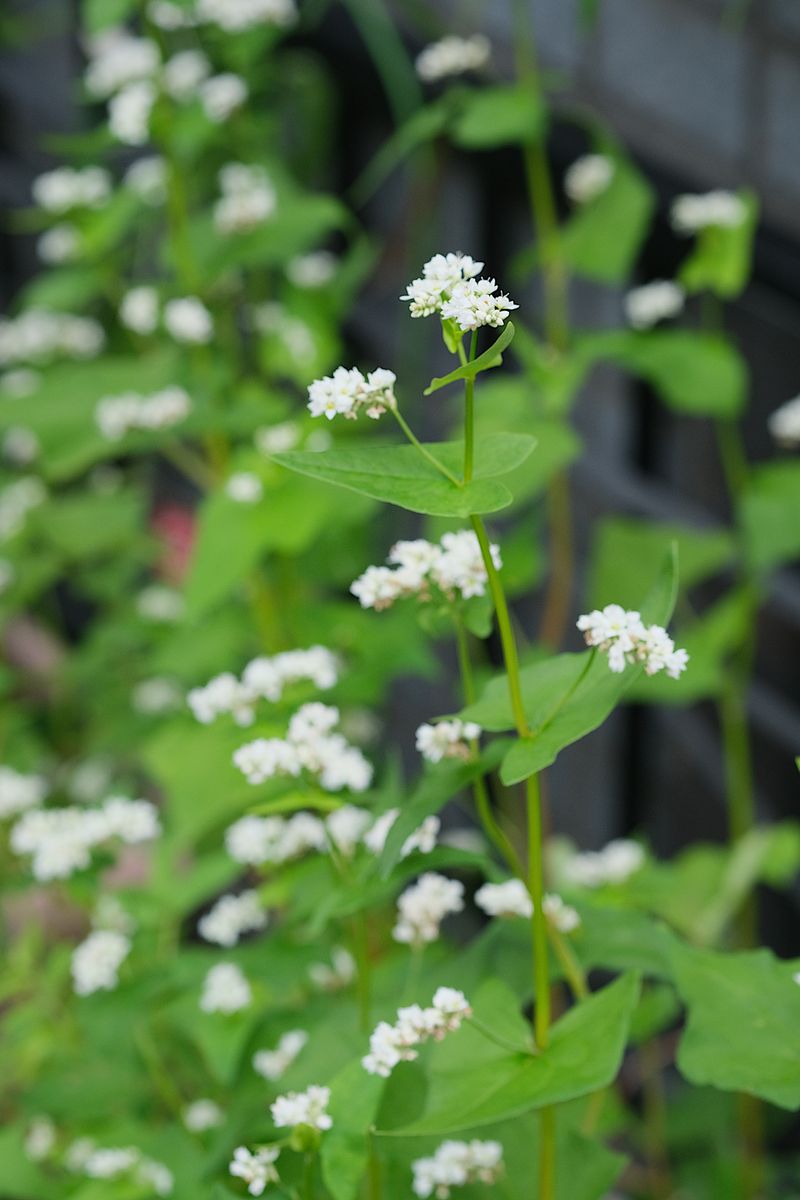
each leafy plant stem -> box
[453,611,524,876]
[464,330,478,482]
[548,925,588,1001]
[391,408,463,487]
[640,1037,672,1198]
[351,912,373,1033]
[526,773,551,1048]
[539,469,574,649]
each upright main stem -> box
[464,330,478,483]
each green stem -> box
[391,408,462,487]
[548,926,588,1001]
[453,613,524,877]
[527,774,551,1048]
[469,516,531,738]
[464,330,478,483]
[351,913,372,1034]
[538,1106,557,1200]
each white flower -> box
[102,795,161,843]
[0,766,48,818]
[96,385,192,440]
[308,946,355,990]
[306,366,396,422]
[37,224,79,264]
[271,1084,332,1131]
[234,703,372,793]
[577,604,688,679]
[162,49,210,100]
[400,252,483,318]
[189,647,338,720]
[768,395,800,447]
[415,35,490,83]
[137,584,184,622]
[625,280,684,330]
[363,808,440,859]
[415,719,481,764]
[84,28,159,98]
[0,368,40,397]
[200,73,248,122]
[197,0,297,31]
[32,165,111,212]
[393,872,464,945]
[109,80,157,145]
[0,477,46,541]
[412,1139,503,1198]
[351,530,499,611]
[149,0,197,28]
[119,286,159,335]
[183,1099,224,1132]
[255,421,301,454]
[124,156,167,205]
[138,1159,174,1196]
[565,838,645,888]
[253,1030,308,1080]
[564,154,614,204]
[542,893,581,933]
[64,1137,96,1171]
[475,878,532,919]
[84,1147,140,1178]
[224,812,325,866]
[215,164,276,235]
[132,677,182,715]
[188,672,255,726]
[363,987,471,1077]
[163,296,213,344]
[671,190,747,234]
[71,930,131,996]
[440,277,518,332]
[0,310,103,366]
[2,426,39,466]
[226,472,263,503]
[229,1146,280,1196]
[198,890,267,947]
[24,1116,56,1162]
[287,251,337,288]
[200,962,252,1013]
[325,804,372,856]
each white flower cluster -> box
[125,156,167,205]
[37,225,79,265]
[24,1116,56,1162]
[473,879,579,931]
[230,1146,280,1196]
[308,946,356,991]
[132,677,183,715]
[0,478,46,542]
[624,280,684,330]
[224,812,321,866]
[252,301,316,364]
[164,296,214,343]
[80,1144,173,1195]
[233,703,373,792]
[2,425,39,466]
[564,154,615,204]
[0,765,48,818]
[71,929,131,996]
[565,838,645,888]
[32,165,111,212]
[183,1098,224,1133]
[95,386,191,441]
[198,73,249,122]
[253,1029,308,1081]
[363,987,471,1077]
[577,604,689,678]
[226,472,263,504]
[0,310,104,366]
[394,872,464,945]
[0,368,40,397]
[109,79,157,145]
[271,1084,332,1131]
[119,287,157,335]
[137,584,185,622]
[412,1139,504,1199]
[351,532,500,612]
[768,395,800,447]
[84,27,159,98]
[306,366,396,422]
[188,646,339,726]
[200,962,252,1013]
[10,796,160,880]
[401,253,517,332]
[214,164,277,235]
[287,250,337,288]
[415,35,490,83]
[671,190,746,233]
[196,0,297,31]
[362,808,440,860]
[198,889,267,947]
[416,719,481,764]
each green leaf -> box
[321,1061,385,1200]
[424,322,516,395]
[560,156,656,283]
[451,83,546,149]
[351,99,452,205]
[83,0,135,32]
[384,973,640,1135]
[740,460,800,573]
[591,330,748,418]
[671,944,800,1109]
[271,433,536,517]
[679,190,758,298]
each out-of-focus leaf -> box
[450,83,546,149]
[679,190,758,298]
[740,460,800,572]
[560,156,655,283]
